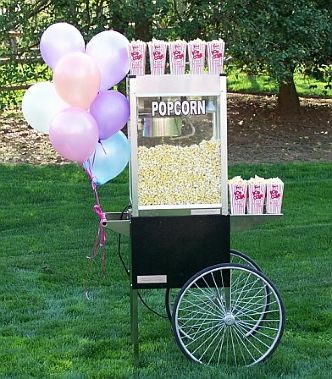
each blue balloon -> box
[83,131,130,185]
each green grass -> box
[227,69,332,98]
[0,162,331,378]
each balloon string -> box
[91,150,97,167]
[99,140,107,155]
[83,165,108,300]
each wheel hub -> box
[223,313,235,326]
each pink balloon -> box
[86,30,130,90]
[40,23,85,69]
[90,90,130,140]
[49,108,99,163]
[53,52,101,109]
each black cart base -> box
[104,212,285,366]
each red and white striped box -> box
[229,177,248,214]
[207,39,225,74]
[148,40,167,75]
[188,40,206,74]
[129,41,147,76]
[247,177,266,214]
[266,179,284,214]
[169,40,187,75]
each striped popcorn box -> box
[169,40,187,75]
[129,41,146,76]
[207,39,225,74]
[188,40,206,74]
[247,176,266,214]
[148,40,167,75]
[266,178,284,214]
[229,177,247,214]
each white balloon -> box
[22,82,69,134]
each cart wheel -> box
[172,263,285,366]
[165,250,264,321]
[228,249,263,271]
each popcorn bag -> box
[229,177,247,214]
[188,40,206,74]
[207,39,225,74]
[247,176,266,214]
[266,178,284,214]
[169,40,187,75]
[148,40,167,75]
[129,41,147,76]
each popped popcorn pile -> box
[138,139,221,206]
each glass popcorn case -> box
[127,74,228,217]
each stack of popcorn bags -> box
[148,39,168,75]
[266,178,284,214]
[129,38,225,75]
[229,176,284,214]
[206,40,225,74]
[228,176,248,214]
[188,39,206,74]
[247,175,266,214]
[169,40,187,75]
[129,40,147,76]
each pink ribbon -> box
[94,204,106,223]
[93,204,106,246]
[84,166,109,300]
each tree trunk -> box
[277,75,300,116]
[135,19,153,41]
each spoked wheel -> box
[172,263,285,367]
[165,250,265,321]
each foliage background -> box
[0,0,331,111]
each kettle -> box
[142,116,182,137]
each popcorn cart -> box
[103,73,285,367]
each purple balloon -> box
[90,90,130,140]
[40,23,85,69]
[86,30,130,90]
[49,108,99,163]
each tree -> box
[217,0,331,114]
[1,0,330,112]
[0,0,141,107]
[167,0,331,114]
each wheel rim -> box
[165,250,265,322]
[172,264,285,367]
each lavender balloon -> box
[40,23,85,69]
[90,90,130,140]
[86,30,130,90]
[49,108,99,163]
[83,131,130,185]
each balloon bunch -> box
[22,23,131,185]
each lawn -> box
[227,68,332,98]
[0,162,331,378]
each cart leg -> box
[130,287,139,364]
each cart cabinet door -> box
[131,215,230,289]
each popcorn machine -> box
[104,73,285,367]
[128,74,228,216]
